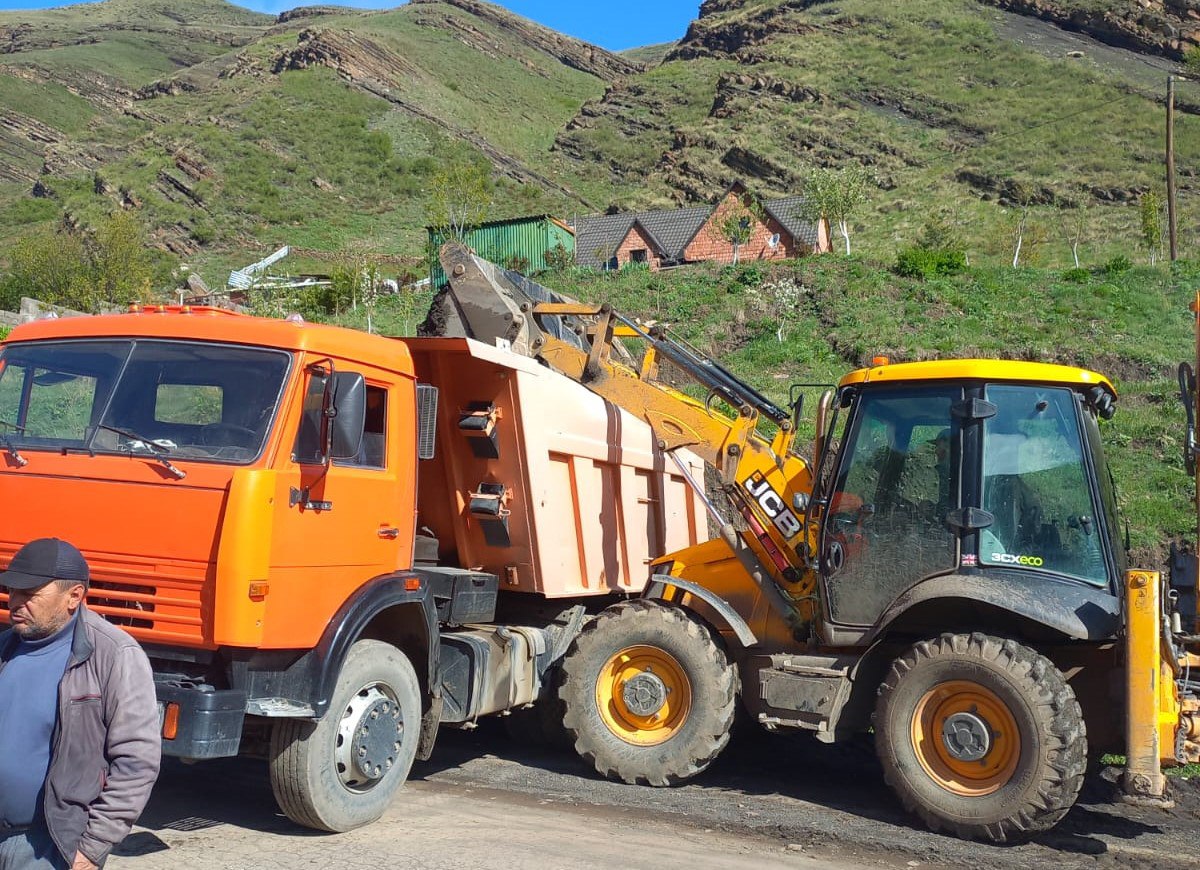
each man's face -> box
[5,580,85,640]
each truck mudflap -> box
[156,683,247,759]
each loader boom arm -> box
[439,242,816,599]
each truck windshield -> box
[0,339,290,464]
[980,384,1108,586]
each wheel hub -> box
[622,670,669,717]
[336,686,404,790]
[941,710,992,762]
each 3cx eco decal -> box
[743,471,802,538]
[991,553,1045,567]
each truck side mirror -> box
[329,372,366,460]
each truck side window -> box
[337,385,387,469]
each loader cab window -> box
[820,386,959,626]
[980,385,1107,586]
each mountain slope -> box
[553,0,1200,259]
[0,0,1195,272]
[0,0,628,263]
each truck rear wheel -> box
[269,639,421,832]
[874,632,1086,842]
[559,600,735,786]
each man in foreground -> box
[0,538,161,869]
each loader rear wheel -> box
[269,639,421,832]
[559,600,736,786]
[874,632,1086,842]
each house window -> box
[631,248,649,263]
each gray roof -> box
[575,212,636,269]
[575,196,819,268]
[762,196,820,247]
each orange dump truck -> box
[0,306,704,831]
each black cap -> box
[0,538,90,590]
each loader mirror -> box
[329,372,366,460]
[788,385,805,433]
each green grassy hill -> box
[0,0,632,279]
[0,0,1195,276]
[556,0,1200,263]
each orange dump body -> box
[0,308,704,654]
[409,338,704,597]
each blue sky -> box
[0,1,701,51]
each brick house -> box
[575,183,831,271]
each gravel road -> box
[107,719,1200,870]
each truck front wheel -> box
[559,600,736,786]
[874,632,1087,842]
[269,639,421,832]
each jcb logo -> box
[991,553,1044,567]
[743,472,802,539]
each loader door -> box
[820,386,960,626]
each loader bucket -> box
[438,241,587,355]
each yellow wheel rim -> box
[596,645,692,746]
[911,680,1021,796]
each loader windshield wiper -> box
[96,423,187,480]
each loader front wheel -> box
[559,600,736,786]
[875,632,1086,842]
[269,639,421,832]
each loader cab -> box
[813,361,1122,636]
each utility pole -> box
[1167,74,1178,262]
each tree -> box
[92,211,155,305]
[329,239,385,332]
[1139,191,1164,266]
[1059,205,1088,269]
[745,276,809,342]
[0,212,160,312]
[716,195,763,265]
[425,160,492,243]
[801,166,873,255]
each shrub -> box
[895,246,967,279]
[543,243,573,271]
[1103,254,1133,276]
[1061,267,1090,283]
[1185,46,1200,77]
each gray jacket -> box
[0,607,161,866]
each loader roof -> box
[840,358,1116,395]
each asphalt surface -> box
[107,720,1200,870]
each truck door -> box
[819,386,960,627]
[265,363,411,649]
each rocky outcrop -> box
[669,0,822,61]
[408,0,640,81]
[276,6,359,24]
[978,0,1200,57]
[271,28,421,83]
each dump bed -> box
[408,337,705,597]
